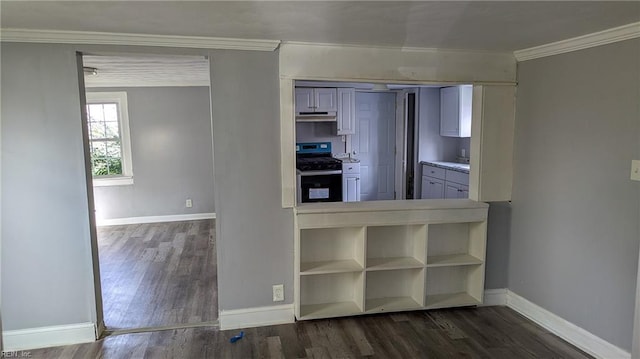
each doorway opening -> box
[77,53,218,332]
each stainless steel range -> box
[296,142,342,203]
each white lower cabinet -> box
[422,176,445,199]
[421,164,469,199]
[295,201,488,320]
[342,162,361,202]
[445,182,469,199]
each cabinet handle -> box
[355,178,360,181]
[430,182,435,185]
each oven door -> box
[298,170,342,203]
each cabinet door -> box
[295,88,315,112]
[440,87,460,137]
[421,176,445,199]
[445,182,469,199]
[337,88,356,135]
[343,175,361,202]
[315,88,338,112]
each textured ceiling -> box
[83,55,209,88]
[2,1,639,51]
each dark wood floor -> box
[30,306,592,358]
[97,220,218,329]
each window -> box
[86,92,133,186]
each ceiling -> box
[2,1,639,51]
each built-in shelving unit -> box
[294,199,488,321]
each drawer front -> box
[445,169,469,185]
[342,162,360,174]
[422,164,445,180]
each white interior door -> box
[352,92,396,201]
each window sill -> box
[93,176,134,187]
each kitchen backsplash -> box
[458,137,471,160]
[296,122,346,155]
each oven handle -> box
[298,170,343,176]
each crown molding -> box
[514,22,640,62]
[0,28,281,52]
[283,40,513,56]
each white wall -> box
[1,43,97,330]
[87,86,215,220]
[509,38,640,351]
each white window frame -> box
[86,91,134,186]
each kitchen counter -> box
[421,161,470,174]
[336,157,360,163]
[296,198,486,214]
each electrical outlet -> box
[186,199,193,208]
[272,284,284,302]
[631,160,640,181]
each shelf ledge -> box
[365,297,422,313]
[425,292,481,309]
[426,254,483,267]
[300,259,363,275]
[366,257,424,271]
[299,301,362,320]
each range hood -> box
[296,111,337,122]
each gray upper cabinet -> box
[440,85,472,137]
[295,88,337,113]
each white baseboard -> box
[505,290,630,359]
[97,212,216,226]
[481,288,507,306]
[3,322,96,351]
[219,304,295,331]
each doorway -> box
[77,53,218,332]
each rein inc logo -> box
[2,351,32,358]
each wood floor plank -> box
[98,220,217,329]
[27,306,594,359]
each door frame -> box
[77,50,218,334]
[75,52,106,338]
[394,90,405,200]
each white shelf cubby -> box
[300,227,365,275]
[299,271,364,320]
[365,268,425,313]
[366,225,426,270]
[426,222,485,268]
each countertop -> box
[296,199,487,214]
[336,157,360,163]
[421,161,470,174]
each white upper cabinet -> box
[295,88,337,113]
[440,85,472,137]
[336,88,356,135]
[315,88,338,112]
[295,88,315,113]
